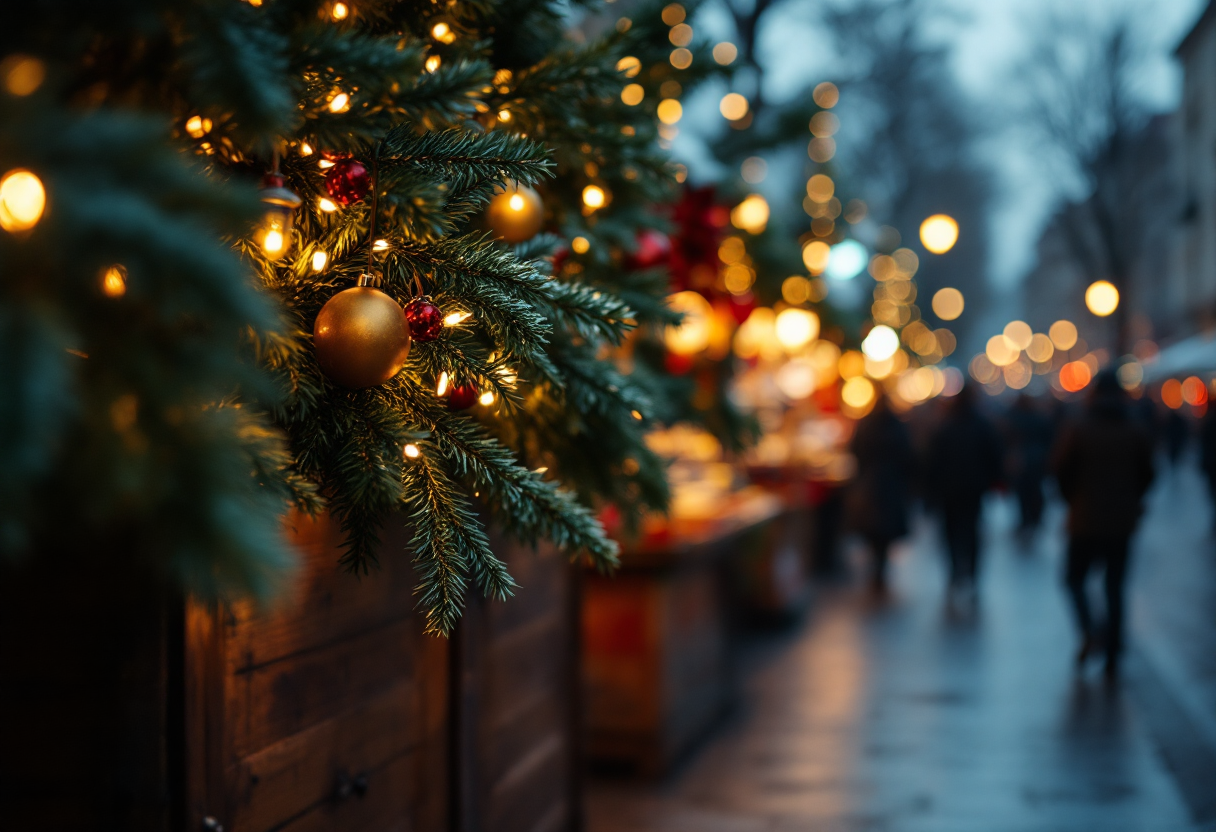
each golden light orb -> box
[713,42,738,65]
[1049,320,1078,351]
[1085,280,1119,317]
[931,287,964,321]
[731,194,769,234]
[665,290,714,356]
[1003,320,1033,351]
[919,214,959,254]
[719,92,749,121]
[582,184,606,210]
[775,308,820,352]
[0,168,46,232]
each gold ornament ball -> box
[314,286,412,389]
[486,183,544,242]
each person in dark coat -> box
[927,384,1003,594]
[849,393,914,593]
[1004,394,1054,536]
[1052,370,1154,678]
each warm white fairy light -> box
[312,250,328,271]
[318,197,338,212]
[444,311,471,326]
[436,372,450,396]
[403,443,420,459]
[479,391,495,406]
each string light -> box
[582,185,606,209]
[328,92,351,113]
[299,142,314,156]
[185,115,212,138]
[331,2,349,20]
[1085,280,1119,317]
[101,265,127,298]
[0,169,46,232]
[436,372,450,396]
[657,99,682,124]
[318,197,338,212]
[571,236,590,254]
[426,55,442,72]
[312,251,328,271]
[498,109,511,122]
[621,83,644,105]
[479,391,495,406]
[373,238,389,251]
[431,22,456,43]
[403,443,420,459]
[444,311,471,326]
[616,56,641,77]
[920,214,959,254]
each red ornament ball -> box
[404,297,444,342]
[447,384,479,410]
[323,157,371,206]
[628,229,672,270]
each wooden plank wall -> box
[186,512,450,832]
[452,532,582,832]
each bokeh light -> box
[1059,360,1092,393]
[802,240,830,273]
[1026,333,1054,364]
[665,290,713,355]
[931,287,964,321]
[1182,376,1208,406]
[1049,320,1078,351]
[775,308,819,351]
[1003,320,1033,351]
[919,214,959,254]
[731,194,769,233]
[986,334,1019,367]
[1161,378,1184,409]
[862,325,899,361]
[712,43,738,65]
[826,239,867,281]
[812,82,839,108]
[0,169,46,232]
[720,93,749,120]
[841,376,876,409]
[1085,281,1119,317]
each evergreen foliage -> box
[1,0,724,633]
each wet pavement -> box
[588,456,1216,832]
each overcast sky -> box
[681,0,1207,291]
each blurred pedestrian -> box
[1052,370,1154,679]
[1005,394,1053,539]
[849,393,914,593]
[927,384,1003,596]
[1202,407,1216,520]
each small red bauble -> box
[404,297,444,342]
[447,384,479,410]
[323,157,371,206]
[627,229,672,270]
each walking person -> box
[1052,370,1154,679]
[849,393,915,594]
[927,384,1003,598]
[1005,394,1053,541]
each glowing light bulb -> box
[509,193,525,211]
[498,109,511,122]
[262,228,285,256]
[331,2,349,20]
[730,194,769,234]
[101,265,127,298]
[312,250,328,271]
[299,142,314,156]
[719,93,749,121]
[318,197,338,212]
[436,372,450,396]
[431,22,455,43]
[571,236,590,254]
[444,311,471,326]
[479,391,495,406]
[775,308,820,352]
[373,238,389,251]
[185,115,212,138]
[426,55,441,72]
[0,169,46,232]
[403,443,421,459]
[328,92,351,113]
[583,185,606,209]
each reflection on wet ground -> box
[589,461,1216,832]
